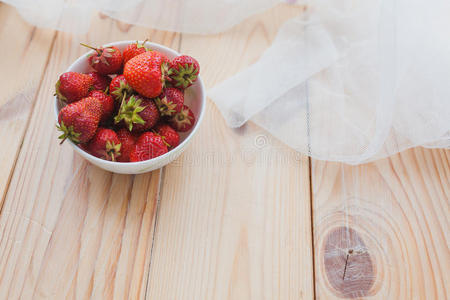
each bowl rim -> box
[54,40,206,167]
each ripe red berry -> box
[57,97,102,144]
[109,74,133,102]
[168,105,195,132]
[55,72,93,103]
[169,55,200,89]
[88,90,114,123]
[116,129,136,162]
[154,123,180,150]
[123,40,149,64]
[81,43,123,75]
[88,128,121,161]
[114,95,160,133]
[154,87,184,117]
[130,132,167,162]
[86,71,111,91]
[124,51,170,98]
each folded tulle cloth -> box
[4,0,449,164]
[210,0,450,163]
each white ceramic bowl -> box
[54,41,205,174]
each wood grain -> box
[1,3,449,300]
[0,12,179,299]
[0,4,56,205]
[312,148,449,299]
[147,4,314,300]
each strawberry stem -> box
[80,43,101,55]
[119,92,127,110]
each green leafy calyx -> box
[155,96,177,117]
[111,80,134,100]
[56,121,81,144]
[169,63,199,89]
[105,141,121,161]
[114,95,145,131]
[54,80,68,102]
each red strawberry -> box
[154,123,180,150]
[116,129,136,162]
[130,132,167,162]
[123,40,149,64]
[57,97,102,144]
[78,143,89,152]
[124,51,170,98]
[168,105,195,132]
[86,71,111,91]
[88,128,121,161]
[81,43,123,75]
[169,55,200,89]
[55,72,93,103]
[109,75,134,101]
[88,90,114,123]
[114,95,160,133]
[154,87,184,117]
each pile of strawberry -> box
[55,41,199,162]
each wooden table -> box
[0,3,448,299]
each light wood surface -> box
[312,148,449,299]
[0,10,176,299]
[0,5,56,203]
[147,5,314,300]
[0,3,448,300]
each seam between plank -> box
[0,30,58,213]
[144,32,183,300]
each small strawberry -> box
[81,43,123,75]
[169,55,200,89]
[109,74,134,101]
[86,71,111,91]
[130,132,167,162]
[88,128,121,161]
[124,51,170,98]
[55,72,93,103]
[57,97,102,144]
[168,105,195,132]
[116,128,136,162]
[123,40,149,64]
[154,87,184,117]
[114,95,160,133]
[154,123,180,150]
[88,90,114,123]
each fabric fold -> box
[209,19,338,128]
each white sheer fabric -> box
[4,0,449,164]
[210,0,450,163]
[2,0,280,34]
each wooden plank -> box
[311,148,449,299]
[147,4,315,300]
[0,4,56,204]
[0,13,180,299]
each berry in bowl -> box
[54,40,205,174]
